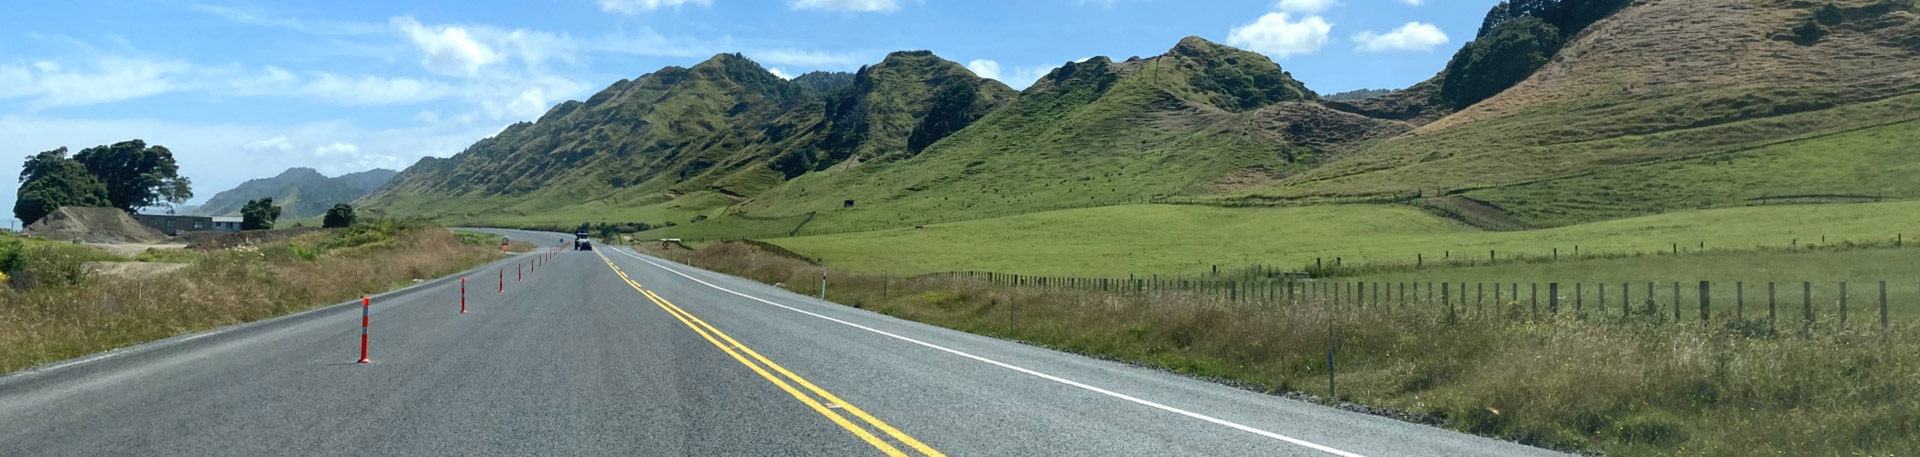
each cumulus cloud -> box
[392,17,502,76]
[314,142,359,157]
[966,59,1002,80]
[1227,12,1332,59]
[790,0,903,12]
[1275,0,1340,13]
[1353,22,1450,52]
[600,0,713,14]
[243,136,293,152]
[963,59,1060,90]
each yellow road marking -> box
[594,253,944,457]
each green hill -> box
[358,51,1015,227]
[362,0,1920,241]
[1246,0,1920,226]
[650,37,1410,238]
[195,167,396,219]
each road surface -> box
[0,228,1567,456]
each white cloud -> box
[600,0,713,14]
[1353,22,1450,52]
[243,136,293,152]
[767,67,793,79]
[1227,13,1332,59]
[0,56,190,110]
[966,59,1002,80]
[392,16,502,77]
[1275,0,1340,13]
[314,142,359,157]
[1401,0,1425,5]
[790,0,903,13]
[961,59,1056,90]
[300,73,455,105]
[747,49,867,67]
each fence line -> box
[945,271,1916,329]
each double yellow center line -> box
[595,252,945,457]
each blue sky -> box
[0,0,1496,223]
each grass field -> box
[768,200,1920,278]
[1464,117,1920,227]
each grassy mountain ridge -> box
[196,167,396,219]
[652,37,1382,238]
[365,0,1920,240]
[359,51,1014,226]
[1250,0,1920,212]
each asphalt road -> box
[0,228,1569,456]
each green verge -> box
[1465,117,1920,227]
[767,200,1920,278]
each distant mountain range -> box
[195,167,398,219]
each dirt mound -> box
[187,227,328,250]
[24,207,168,244]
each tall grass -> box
[649,241,1920,457]
[0,227,502,374]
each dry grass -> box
[0,227,502,374]
[649,241,1920,457]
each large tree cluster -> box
[1443,0,1634,109]
[14,140,193,224]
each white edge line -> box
[610,247,1368,457]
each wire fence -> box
[944,271,1918,329]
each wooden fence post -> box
[1531,283,1539,316]
[1699,281,1711,326]
[1599,283,1606,317]
[1880,281,1888,329]
[1841,281,1849,328]
[1736,282,1744,320]
[1803,282,1814,326]
[1769,282,1777,329]
[1646,282,1656,316]
[1549,283,1559,314]
[1576,283,1583,319]
[1672,282,1682,322]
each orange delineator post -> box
[357,296,371,364]
[499,267,504,293]
[460,277,467,314]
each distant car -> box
[575,237,593,251]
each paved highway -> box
[0,228,1566,456]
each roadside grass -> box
[1463,118,1920,228]
[643,241,1920,457]
[0,224,504,374]
[765,200,1920,278]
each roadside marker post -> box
[499,267,505,293]
[357,296,371,364]
[519,262,523,282]
[461,277,467,314]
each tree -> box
[1441,16,1565,110]
[70,140,193,212]
[241,198,282,230]
[14,148,110,224]
[322,203,356,228]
